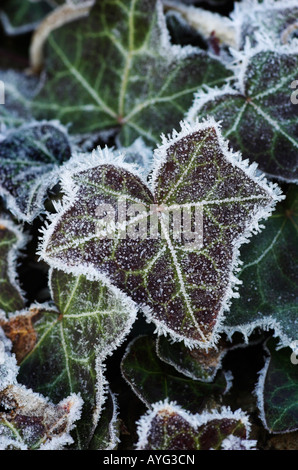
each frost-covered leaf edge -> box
[150,118,284,347]
[38,118,284,349]
[230,0,298,50]
[0,119,74,223]
[0,217,28,315]
[255,339,298,435]
[135,399,257,450]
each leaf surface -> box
[5,269,136,448]
[121,335,227,412]
[256,339,298,434]
[224,186,298,350]
[0,219,26,315]
[188,46,298,182]
[39,121,282,347]
[0,122,71,222]
[0,384,82,450]
[32,0,229,145]
[136,401,255,450]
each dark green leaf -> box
[11,269,137,448]
[88,391,120,450]
[187,46,298,182]
[257,338,298,434]
[0,218,26,315]
[32,0,229,145]
[121,335,227,413]
[224,186,298,350]
[156,335,228,382]
[0,122,71,222]
[0,0,52,35]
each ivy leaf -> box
[0,218,26,316]
[0,327,83,450]
[223,186,298,350]
[3,269,137,448]
[0,70,37,129]
[0,122,72,222]
[0,0,52,35]
[136,401,256,450]
[0,326,18,391]
[0,384,82,450]
[231,0,298,49]
[31,0,230,145]
[121,335,227,413]
[156,335,229,382]
[39,121,282,347]
[256,339,298,434]
[88,390,120,450]
[187,45,298,182]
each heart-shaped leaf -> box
[136,400,256,450]
[256,338,298,434]
[224,186,298,350]
[231,0,298,49]
[2,268,137,448]
[31,0,230,145]
[0,218,26,316]
[121,335,228,412]
[187,45,298,182]
[39,120,282,347]
[0,122,72,222]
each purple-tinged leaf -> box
[136,400,256,450]
[39,120,283,348]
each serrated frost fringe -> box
[255,339,298,435]
[224,315,298,353]
[230,0,298,50]
[0,120,73,223]
[150,118,284,349]
[0,217,29,313]
[136,399,254,450]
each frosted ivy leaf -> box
[88,391,120,450]
[136,401,256,450]
[223,186,298,351]
[0,218,26,315]
[0,122,72,223]
[187,45,298,182]
[256,338,298,434]
[0,70,37,129]
[231,0,298,49]
[31,0,229,146]
[120,138,153,177]
[121,335,228,412]
[156,335,229,382]
[0,0,89,36]
[39,120,282,348]
[0,327,18,392]
[2,269,137,448]
[0,0,52,35]
[0,384,82,450]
